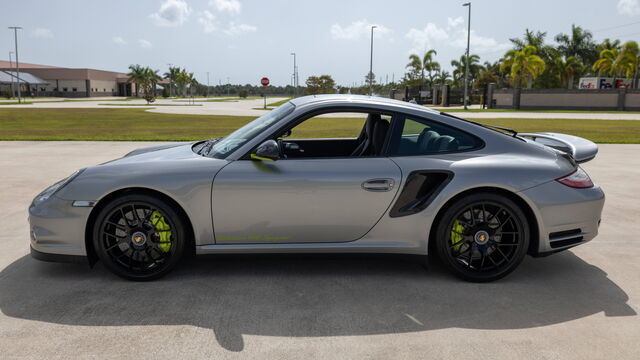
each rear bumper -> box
[519,181,605,256]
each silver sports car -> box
[29,95,605,282]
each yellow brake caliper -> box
[451,220,465,252]
[151,211,172,252]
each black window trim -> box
[386,112,486,157]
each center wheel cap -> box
[474,230,490,245]
[131,231,147,247]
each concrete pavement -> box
[0,141,639,359]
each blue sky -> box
[2,0,640,86]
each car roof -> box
[289,94,441,115]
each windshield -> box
[208,102,295,159]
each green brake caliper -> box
[451,220,465,252]
[151,211,172,252]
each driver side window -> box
[277,111,392,159]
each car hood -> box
[55,143,228,201]
[122,142,194,158]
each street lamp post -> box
[369,25,377,96]
[8,27,22,103]
[462,3,471,110]
[290,52,297,97]
[8,51,15,98]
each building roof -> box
[0,60,61,69]
[0,71,48,85]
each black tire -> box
[93,194,186,281]
[435,192,529,282]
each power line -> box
[592,20,640,34]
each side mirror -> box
[251,139,280,161]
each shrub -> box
[238,89,248,98]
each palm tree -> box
[405,54,422,86]
[127,64,146,97]
[593,42,640,86]
[435,70,451,86]
[551,56,583,88]
[451,54,481,89]
[140,67,161,104]
[598,38,621,52]
[501,45,546,88]
[555,25,597,67]
[163,66,181,97]
[422,49,439,88]
[593,49,622,77]
[175,69,191,97]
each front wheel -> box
[435,193,530,282]
[93,194,186,281]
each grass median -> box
[0,108,638,143]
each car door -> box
[211,111,402,244]
[212,158,401,244]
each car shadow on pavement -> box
[0,251,635,352]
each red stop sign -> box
[261,77,270,86]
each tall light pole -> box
[369,25,377,96]
[8,27,22,103]
[462,3,471,110]
[290,52,297,97]
[8,51,15,98]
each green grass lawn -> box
[0,108,638,143]
[267,98,292,107]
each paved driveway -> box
[0,142,638,359]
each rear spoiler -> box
[519,132,598,164]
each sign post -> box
[261,77,269,109]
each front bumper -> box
[29,195,93,260]
[520,181,605,256]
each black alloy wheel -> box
[435,192,529,282]
[93,194,186,281]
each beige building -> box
[0,60,135,97]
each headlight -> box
[32,169,85,206]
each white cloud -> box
[451,30,511,53]
[618,0,640,16]
[405,23,449,53]
[223,22,256,36]
[330,19,391,40]
[211,0,241,14]
[30,27,53,38]
[447,16,464,29]
[112,36,127,45]
[150,0,191,27]
[138,39,153,49]
[198,10,217,33]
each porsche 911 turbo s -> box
[29,95,604,282]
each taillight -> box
[556,167,593,188]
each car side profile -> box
[28,95,605,282]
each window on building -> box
[63,88,68,92]
[72,88,77,92]
[103,88,106,92]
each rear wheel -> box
[435,193,529,282]
[93,194,186,281]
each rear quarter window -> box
[390,115,483,156]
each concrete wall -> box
[491,87,640,111]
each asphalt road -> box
[0,142,639,359]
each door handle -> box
[362,178,395,192]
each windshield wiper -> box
[197,137,223,156]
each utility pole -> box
[290,52,297,97]
[463,2,471,110]
[8,51,15,98]
[369,25,377,96]
[8,27,22,103]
